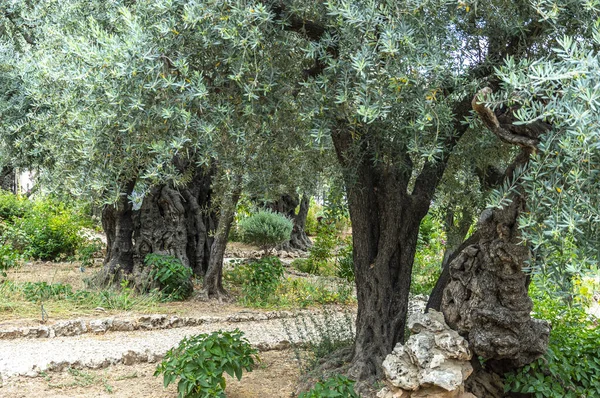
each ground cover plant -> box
[0,279,160,320]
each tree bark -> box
[332,129,431,384]
[133,167,215,277]
[0,167,16,193]
[94,180,136,287]
[441,193,550,373]
[267,193,312,251]
[441,89,552,373]
[200,175,243,300]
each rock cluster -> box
[377,310,475,398]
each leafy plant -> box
[0,241,21,278]
[298,375,360,398]
[302,223,339,275]
[145,254,194,301]
[238,209,293,255]
[21,282,74,302]
[154,329,258,398]
[335,237,354,282]
[504,280,600,397]
[241,256,284,305]
[0,191,32,220]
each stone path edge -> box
[0,310,328,340]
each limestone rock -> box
[53,320,87,336]
[379,310,474,398]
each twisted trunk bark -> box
[201,175,243,300]
[134,167,215,277]
[94,180,136,287]
[267,193,312,251]
[332,128,432,384]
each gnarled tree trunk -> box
[94,180,136,287]
[134,167,215,277]
[0,167,16,193]
[267,193,312,251]
[440,88,551,374]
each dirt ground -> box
[0,349,300,398]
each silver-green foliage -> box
[238,209,293,253]
[496,31,600,287]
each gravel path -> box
[0,312,354,379]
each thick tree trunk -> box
[267,193,312,251]
[94,180,136,287]
[200,176,242,300]
[133,167,215,277]
[441,90,552,374]
[332,129,431,385]
[441,194,550,373]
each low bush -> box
[0,190,32,220]
[240,256,284,306]
[155,329,258,398]
[238,209,293,254]
[0,193,92,261]
[145,254,194,301]
[298,375,359,398]
[504,281,600,397]
[224,261,355,309]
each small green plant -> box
[238,209,293,255]
[73,238,103,269]
[145,253,194,301]
[504,280,600,397]
[0,241,21,278]
[335,237,354,282]
[299,375,360,398]
[154,329,258,398]
[301,223,339,275]
[21,282,74,302]
[241,256,284,305]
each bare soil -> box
[0,350,300,398]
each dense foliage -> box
[505,281,600,397]
[0,191,90,261]
[238,209,293,254]
[155,329,258,398]
[298,375,359,398]
[145,254,194,301]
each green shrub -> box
[303,223,339,275]
[304,198,322,236]
[335,237,354,282]
[241,256,284,305]
[0,241,21,278]
[0,191,32,220]
[299,375,360,398]
[145,254,194,301]
[155,329,258,398]
[238,209,293,254]
[504,281,600,397]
